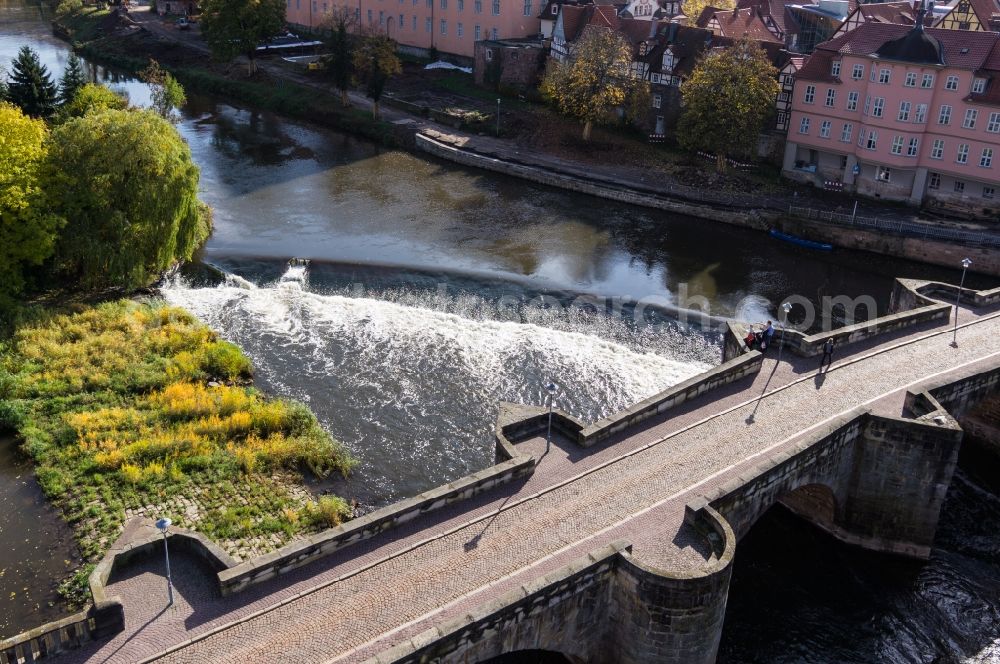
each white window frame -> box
[820,119,831,138]
[939,105,952,125]
[847,91,858,111]
[878,68,890,84]
[898,101,911,122]
[946,75,959,91]
[931,139,945,159]
[921,73,934,88]
[973,77,987,94]
[871,97,884,118]
[957,143,969,164]
[963,108,978,129]
[907,137,919,157]
[890,135,904,155]
[904,72,917,87]
[981,147,993,167]
[852,63,864,80]
[799,116,811,134]
[841,122,853,142]
[866,129,878,150]
[804,85,815,104]
[825,88,836,107]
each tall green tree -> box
[139,59,187,120]
[539,27,649,141]
[352,30,401,120]
[677,37,780,172]
[58,53,87,106]
[322,7,356,107]
[7,46,58,119]
[0,103,62,310]
[44,109,211,290]
[199,0,287,75]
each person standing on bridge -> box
[819,337,835,372]
[763,321,774,350]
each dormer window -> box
[551,4,557,13]
[973,77,987,94]
[662,51,674,70]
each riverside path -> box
[33,285,1000,664]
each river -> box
[2,3,1000,661]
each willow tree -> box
[677,37,780,172]
[352,30,401,120]
[540,27,649,141]
[200,0,286,75]
[44,109,211,289]
[0,103,61,311]
[55,83,128,123]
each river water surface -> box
[2,4,1000,661]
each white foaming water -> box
[162,267,715,503]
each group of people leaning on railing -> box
[743,322,836,371]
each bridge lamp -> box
[951,257,973,348]
[545,382,559,453]
[776,301,793,366]
[155,517,174,606]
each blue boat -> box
[769,229,834,251]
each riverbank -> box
[0,299,356,621]
[52,6,1000,277]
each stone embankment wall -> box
[416,133,1000,277]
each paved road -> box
[41,298,999,664]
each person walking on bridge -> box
[819,337,835,372]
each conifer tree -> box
[58,53,88,106]
[8,46,58,119]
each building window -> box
[989,112,1000,132]
[652,94,662,109]
[458,0,463,9]
[475,23,481,38]
[915,103,927,123]
[921,73,934,88]
[440,19,446,34]
[931,139,944,159]
[957,143,969,164]
[799,116,810,134]
[938,105,952,125]
[847,91,858,111]
[871,97,884,118]
[651,73,661,83]
[954,180,965,193]
[492,0,499,14]
[457,21,463,35]
[852,63,864,80]
[824,89,836,107]
[523,0,530,14]
[551,3,556,12]
[963,108,978,129]
[379,10,385,27]
[984,186,995,198]
[400,12,404,26]
[898,101,911,122]
[425,17,431,31]
[876,166,891,182]
[879,68,890,84]
[929,172,940,189]
[891,135,904,155]
[485,47,492,60]
[831,60,841,77]
[946,75,959,91]
[820,120,831,137]
[475,0,481,12]
[841,122,853,142]
[412,15,416,29]
[804,85,815,104]
[866,129,878,150]
[907,137,919,157]
[904,72,917,87]
[973,77,987,94]
[858,127,866,147]
[981,147,993,167]
[863,95,871,115]
[491,26,498,38]
[441,0,446,8]
[870,64,877,81]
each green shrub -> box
[198,340,252,381]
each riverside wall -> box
[416,134,1000,277]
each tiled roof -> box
[559,4,589,40]
[704,6,785,43]
[935,0,1000,27]
[735,0,807,37]
[818,22,999,68]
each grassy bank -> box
[0,300,356,604]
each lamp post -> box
[545,382,558,452]
[155,517,174,606]
[951,257,972,347]
[776,301,792,366]
[496,98,501,137]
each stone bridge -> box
[3,278,1000,664]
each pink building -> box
[783,15,1000,215]
[286,0,541,59]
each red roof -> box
[704,6,785,43]
[813,22,999,68]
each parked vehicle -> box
[176,16,190,29]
